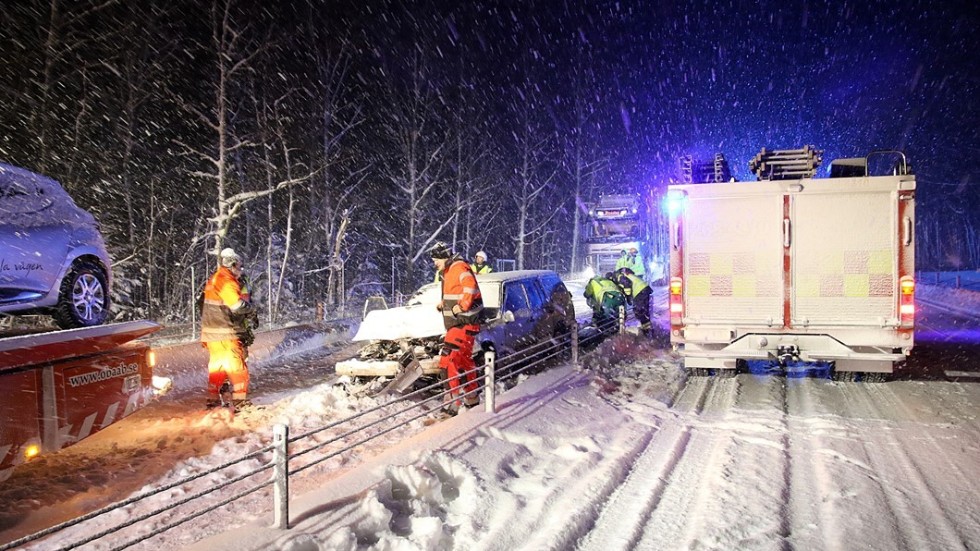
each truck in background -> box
[583,194,666,282]
[667,147,915,379]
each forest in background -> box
[1,0,977,325]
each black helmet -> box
[428,241,452,260]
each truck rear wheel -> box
[53,261,110,329]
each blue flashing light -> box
[665,192,686,216]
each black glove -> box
[235,300,256,318]
[238,327,255,348]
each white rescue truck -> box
[667,148,915,378]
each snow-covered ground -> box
[1,285,978,550]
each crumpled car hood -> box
[353,301,445,341]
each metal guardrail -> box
[917,271,980,292]
[2,308,640,550]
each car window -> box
[523,280,545,310]
[539,274,559,296]
[503,282,530,318]
[548,277,569,304]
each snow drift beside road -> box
[194,332,980,551]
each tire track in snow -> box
[784,378,848,551]
[520,368,709,551]
[630,374,741,549]
[575,424,691,551]
[695,373,792,549]
[474,403,651,551]
[573,371,721,550]
[860,382,971,549]
[841,381,965,550]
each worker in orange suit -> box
[201,247,256,409]
[429,242,484,415]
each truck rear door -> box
[790,180,902,328]
[683,186,785,327]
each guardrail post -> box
[190,266,196,340]
[272,424,289,529]
[571,323,578,366]
[618,305,626,334]
[484,350,496,413]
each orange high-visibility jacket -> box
[201,266,247,342]
[440,258,483,329]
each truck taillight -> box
[670,277,684,325]
[147,349,157,368]
[899,276,914,326]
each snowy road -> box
[190,342,980,551]
[1,286,978,550]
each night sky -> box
[1,0,978,311]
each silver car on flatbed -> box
[0,163,112,328]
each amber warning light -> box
[899,276,915,326]
[669,277,684,325]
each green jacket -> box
[615,252,631,272]
[584,277,622,303]
[471,263,493,274]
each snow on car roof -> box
[352,271,561,342]
[0,162,95,228]
[473,269,557,284]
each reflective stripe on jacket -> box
[620,273,649,296]
[584,277,622,302]
[441,257,483,329]
[201,266,246,342]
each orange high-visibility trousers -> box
[206,339,249,401]
[439,325,479,404]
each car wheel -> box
[53,261,110,329]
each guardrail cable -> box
[10,311,642,550]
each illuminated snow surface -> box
[1,283,978,550]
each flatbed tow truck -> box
[0,321,164,482]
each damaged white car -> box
[336,270,575,390]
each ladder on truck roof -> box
[679,153,733,184]
[749,146,823,180]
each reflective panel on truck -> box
[684,193,784,325]
[791,189,897,326]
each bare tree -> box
[174,0,310,258]
[507,85,561,270]
[561,46,605,273]
[378,51,455,290]
[308,40,364,311]
[27,0,119,173]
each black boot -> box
[219,381,232,406]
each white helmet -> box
[475,251,487,261]
[220,247,241,267]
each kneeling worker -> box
[584,272,626,332]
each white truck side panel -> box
[684,193,784,325]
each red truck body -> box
[0,321,160,482]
